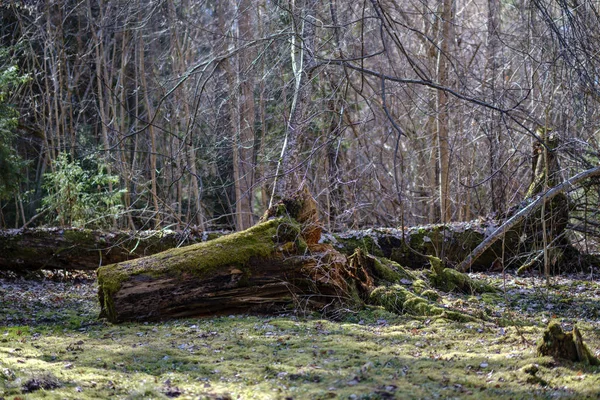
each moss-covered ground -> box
[1,270,600,399]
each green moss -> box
[63,228,96,244]
[97,218,299,318]
[368,285,474,322]
[412,279,428,294]
[403,295,435,315]
[4,273,600,399]
[427,257,497,294]
[370,256,415,283]
[369,285,409,313]
[410,226,444,255]
[428,256,444,275]
[421,289,440,301]
[334,234,384,257]
[481,293,503,305]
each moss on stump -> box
[537,321,599,365]
[427,256,497,294]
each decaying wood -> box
[0,227,224,272]
[97,189,358,322]
[0,217,579,274]
[97,188,511,323]
[457,165,600,272]
[537,321,600,365]
[326,221,524,271]
[0,219,518,272]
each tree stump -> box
[537,321,599,365]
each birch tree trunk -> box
[272,0,319,201]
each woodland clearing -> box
[1,269,599,400]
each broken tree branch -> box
[457,165,600,272]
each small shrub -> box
[41,153,124,228]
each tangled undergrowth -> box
[1,269,599,399]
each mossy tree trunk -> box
[97,189,357,322]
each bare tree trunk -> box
[235,0,256,230]
[486,0,505,215]
[219,1,256,231]
[437,0,453,224]
[271,0,319,201]
[88,0,117,228]
[137,19,162,228]
[117,29,136,230]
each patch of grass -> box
[1,272,600,399]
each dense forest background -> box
[0,0,598,247]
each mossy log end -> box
[97,217,351,322]
[537,321,599,365]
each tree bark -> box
[437,0,453,224]
[0,228,225,272]
[271,0,319,201]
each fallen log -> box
[8,168,600,275]
[0,218,570,274]
[0,227,225,272]
[0,218,524,272]
[97,217,352,322]
[326,221,525,271]
[97,189,504,323]
[97,189,357,322]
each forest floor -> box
[1,269,600,400]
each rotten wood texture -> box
[0,228,225,271]
[537,321,600,365]
[99,238,349,322]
